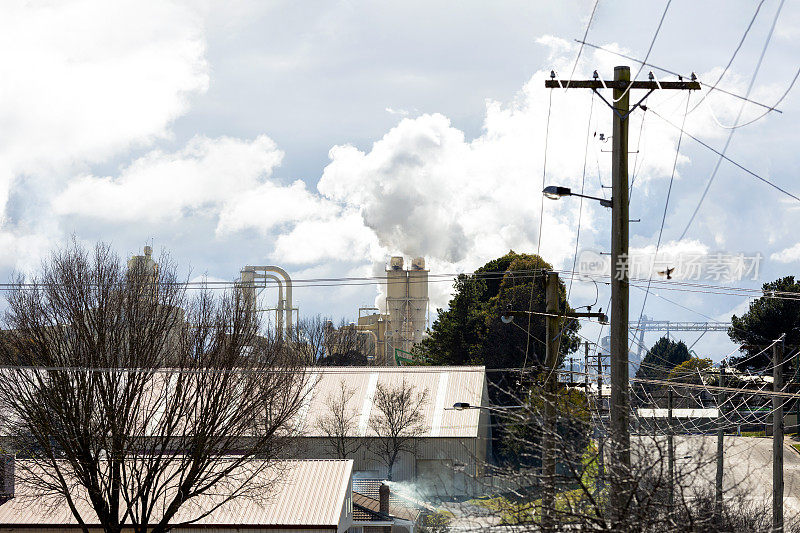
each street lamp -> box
[542,185,612,208]
[450,402,521,412]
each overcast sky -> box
[2,0,799,360]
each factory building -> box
[347,258,429,365]
[294,366,490,497]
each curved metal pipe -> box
[246,265,293,333]
[260,273,284,336]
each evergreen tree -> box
[729,276,800,370]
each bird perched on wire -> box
[657,267,675,280]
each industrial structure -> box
[342,257,429,365]
[384,257,428,363]
[127,245,158,280]
[632,315,732,362]
[237,265,296,338]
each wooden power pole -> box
[584,342,590,391]
[667,386,674,514]
[597,346,605,493]
[542,271,560,532]
[545,67,699,526]
[774,337,785,532]
[715,365,726,524]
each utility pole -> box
[545,68,699,526]
[584,341,590,392]
[608,67,632,522]
[774,337,785,533]
[715,364,726,524]
[667,387,674,515]
[597,345,605,494]
[795,349,800,439]
[542,271,560,533]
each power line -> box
[701,67,799,130]
[573,39,784,114]
[635,92,692,339]
[564,0,601,90]
[613,0,671,104]
[685,0,767,116]
[678,0,787,241]
[7,268,800,304]
[568,92,596,299]
[644,108,800,202]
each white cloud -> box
[385,107,409,116]
[54,135,283,223]
[35,29,780,319]
[218,179,337,235]
[771,243,800,263]
[0,0,208,177]
[312,38,705,307]
[0,0,209,267]
[273,210,381,265]
[0,231,54,271]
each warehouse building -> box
[0,459,355,532]
[293,366,490,497]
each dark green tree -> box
[634,336,690,406]
[728,276,800,370]
[417,252,581,460]
[635,336,691,380]
[419,251,580,373]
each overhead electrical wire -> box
[573,40,783,114]
[685,0,767,115]
[612,0,672,104]
[564,0,601,90]
[611,109,800,202]
[567,92,596,299]
[678,0,787,241]
[528,85,555,368]
[537,89,554,257]
[635,92,692,340]
[627,107,649,200]
[8,269,800,304]
[700,66,800,130]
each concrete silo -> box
[127,246,160,299]
[408,257,429,344]
[384,256,429,364]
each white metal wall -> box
[297,437,485,495]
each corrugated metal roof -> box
[0,459,352,527]
[298,366,485,438]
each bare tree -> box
[284,315,370,366]
[314,380,364,459]
[368,378,429,480]
[0,242,309,533]
[320,318,370,365]
[450,378,800,532]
